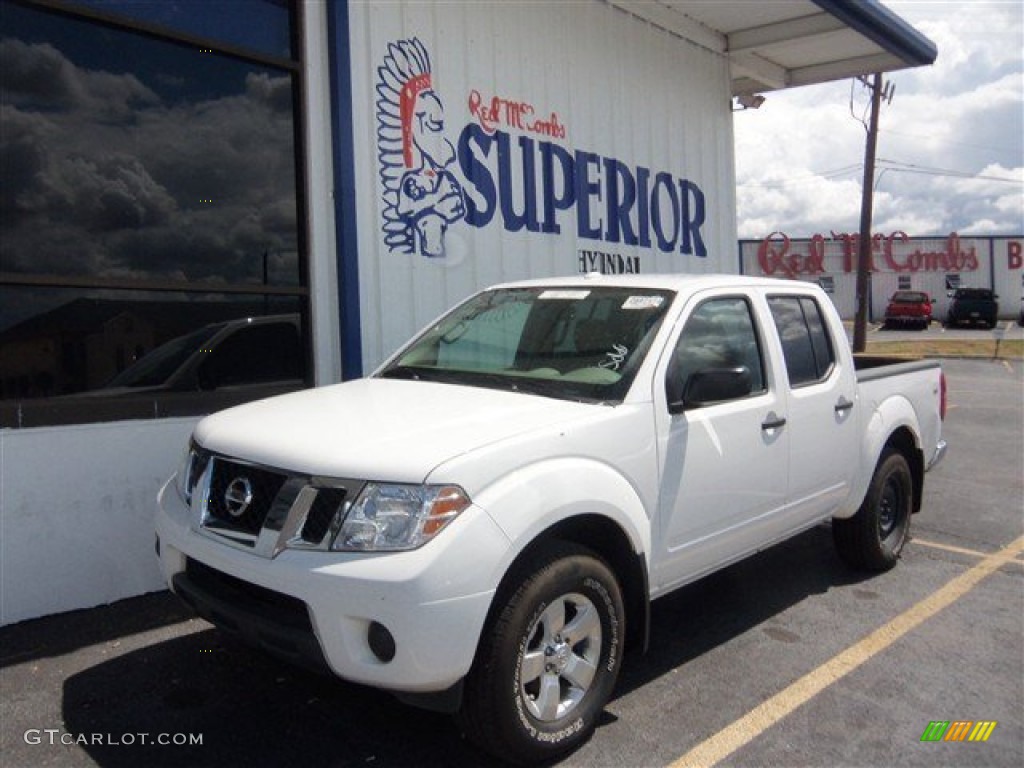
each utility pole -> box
[852,73,885,353]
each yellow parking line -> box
[669,536,1024,768]
[913,537,991,559]
[913,537,1024,565]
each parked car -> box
[156,275,947,764]
[884,290,934,330]
[946,288,999,328]
[100,314,304,394]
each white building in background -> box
[741,232,1023,320]
[0,0,936,625]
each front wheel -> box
[833,450,913,571]
[457,542,625,764]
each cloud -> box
[1,37,299,289]
[735,2,1024,239]
[0,37,158,118]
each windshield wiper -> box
[379,365,433,381]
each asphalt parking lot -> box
[1,357,1021,768]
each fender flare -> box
[471,456,651,652]
[473,456,650,557]
[838,394,924,519]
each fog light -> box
[368,621,396,663]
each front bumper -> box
[155,479,509,694]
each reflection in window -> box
[670,298,765,402]
[0,289,305,420]
[1,2,299,285]
[0,2,307,427]
[64,0,293,60]
[767,297,835,387]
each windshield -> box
[378,286,675,403]
[892,292,928,303]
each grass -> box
[863,338,1024,360]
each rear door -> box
[765,293,858,525]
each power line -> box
[738,162,1020,188]
[737,165,861,188]
[877,158,1021,183]
[880,127,1022,157]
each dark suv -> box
[946,288,999,328]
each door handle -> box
[834,397,855,414]
[761,412,787,431]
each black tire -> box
[457,542,625,764]
[833,450,913,571]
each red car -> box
[884,290,934,330]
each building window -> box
[0,0,309,427]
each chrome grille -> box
[205,458,288,539]
[301,487,347,545]
[192,447,364,557]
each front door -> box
[652,293,789,594]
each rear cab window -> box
[767,296,836,387]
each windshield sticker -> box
[539,290,591,300]
[622,295,665,310]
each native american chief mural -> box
[376,38,464,259]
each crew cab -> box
[884,290,934,330]
[155,274,946,764]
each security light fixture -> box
[734,93,766,111]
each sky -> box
[732,0,1024,240]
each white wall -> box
[0,418,196,625]
[994,238,1024,317]
[739,233,1021,320]
[347,0,737,370]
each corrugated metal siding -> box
[346,0,736,369]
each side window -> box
[767,297,836,387]
[668,297,765,404]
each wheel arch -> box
[846,395,926,518]
[883,426,925,514]
[483,515,650,661]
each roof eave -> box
[811,0,938,67]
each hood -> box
[193,378,599,483]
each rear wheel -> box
[834,450,912,571]
[457,542,624,765]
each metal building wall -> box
[740,234,1024,322]
[344,0,737,370]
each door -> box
[766,295,858,523]
[652,294,789,594]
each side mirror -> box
[669,366,753,413]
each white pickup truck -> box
[156,274,946,763]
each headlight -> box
[331,483,471,551]
[174,440,207,506]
